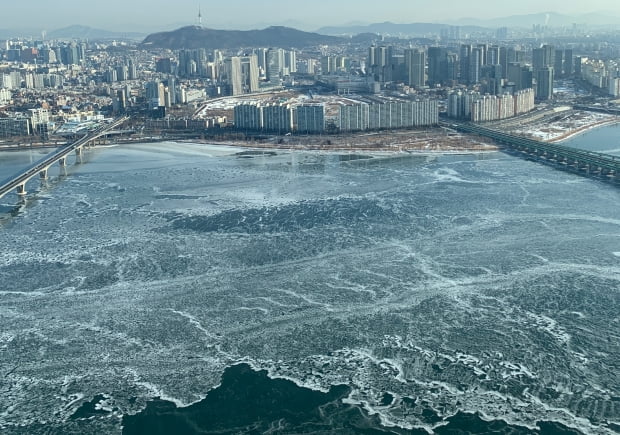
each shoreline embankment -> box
[0,129,499,155]
[545,118,620,143]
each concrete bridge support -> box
[39,167,49,179]
[75,146,83,163]
[582,163,590,175]
[16,183,27,196]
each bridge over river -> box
[443,121,619,183]
[0,116,129,200]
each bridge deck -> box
[0,117,128,200]
[444,121,620,176]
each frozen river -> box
[0,137,619,433]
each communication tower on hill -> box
[197,5,204,28]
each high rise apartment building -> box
[295,105,325,133]
[234,104,263,130]
[339,99,438,132]
[448,89,534,121]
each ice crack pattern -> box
[0,143,619,434]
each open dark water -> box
[0,139,618,434]
[562,123,620,156]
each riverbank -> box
[511,110,619,143]
[0,129,499,155]
[546,117,620,143]
[184,129,498,154]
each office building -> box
[321,56,337,75]
[486,45,500,66]
[459,44,472,83]
[469,47,483,84]
[156,58,173,74]
[609,77,620,97]
[405,48,425,88]
[532,45,555,99]
[368,46,393,82]
[563,49,574,76]
[554,50,564,77]
[266,48,284,82]
[0,117,31,137]
[146,81,165,109]
[427,47,449,86]
[285,50,297,74]
[256,48,268,73]
[225,57,244,96]
[536,67,554,100]
[499,46,517,79]
[241,55,260,93]
[533,45,555,71]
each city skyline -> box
[1,0,620,33]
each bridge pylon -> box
[75,147,83,163]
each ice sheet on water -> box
[1,143,618,434]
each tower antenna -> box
[198,4,203,27]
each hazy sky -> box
[4,0,620,32]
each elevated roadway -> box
[443,121,619,182]
[0,116,129,200]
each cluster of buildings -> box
[4,40,87,65]
[367,43,572,103]
[578,57,620,97]
[157,47,297,95]
[1,22,620,141]
[233,97,439,134]
[338,99,438,132]
[447,89,535,122]
[234,103,324,133]
[0,108,50,138]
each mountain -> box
[141,26,345,49]
[450,12,620,28]
[47,25,145,41]
[317,13,620,36]
[317,22,488,36]
[0,28,43,39]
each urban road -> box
[0,116,129,200]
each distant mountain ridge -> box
[0,25,145,41]
[48,25,145,40]
[318,22,488,36]
[449,12,620,28]
[318,12,620,35]
[2,11,619,43]
[141,26,345,49]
